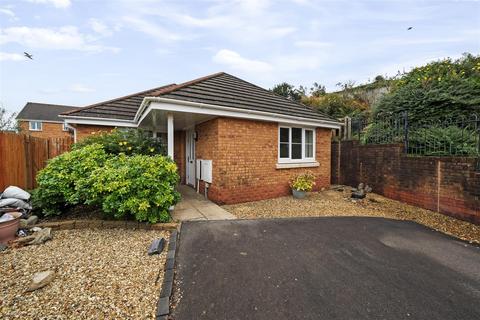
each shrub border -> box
[33,220,178,231]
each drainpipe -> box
[66,123,77,143]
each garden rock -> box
[26,270,55,292]
[19,215,38,228]
[148,238,166,255]
[13,227,52,246]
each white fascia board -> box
[138,97,342,129]
[61,116,137,128]
[17,119,64,124]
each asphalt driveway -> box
[171,217,480,320]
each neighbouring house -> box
[17,102,78,139]
[60,72,342,204]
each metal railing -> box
[341,112,480,157]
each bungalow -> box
[17,102,78,139]
[60,72,342,204]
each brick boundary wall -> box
[331,141,480,224]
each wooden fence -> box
[0,132,73,191]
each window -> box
[29,121,42,131]
[278,126,315,163]
[62,122,69,131]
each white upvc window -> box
[62,122,69,131]
[278,126,315,163]
[29,121,42,131]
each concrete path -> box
[171,217,480,320]
[171,185,236,221]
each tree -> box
[0,107,17,131]
[310,82,326,97]
[270,82,302,101]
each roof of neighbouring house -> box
[62,72,336,123]
[16,102,78,122]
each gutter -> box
[137,97,343,129]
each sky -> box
[0,0,479,113]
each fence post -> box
[476,115,480,171]
[403,111,409,154]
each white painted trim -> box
[60,116,137,127]
[278,126,316,164]
[137,97,342,129]
[65,123,77,143]
[28,121,43,131]
[18,119,64,124]
[276,162,319,169]
[167,113,174,158]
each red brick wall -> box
[19,121,73,139]
[331,141,480,224]
[73,124,115,141]
[195,117,332,204]
[174,130,186,184]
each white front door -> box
[185,129,196,186]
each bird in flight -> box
[407,27,413,30]
[24,52,33,60]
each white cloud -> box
[88,18,113,37]
[0,8,16,18]
[123,16,181,42]
[0,52,26,61]
[0,26,120,53]
[213,49,272,73]
[70,84,95,93]
[26,0,71,9]
[294,40,332,49]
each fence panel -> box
[0,132,72,191]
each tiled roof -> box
[61,84,176,121]
[63,72,335,123]
[17,102,78,122]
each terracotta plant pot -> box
[292,189,306,199]
[0,218,20,244]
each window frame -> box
[278,125,316,163]
[29,121,43,131]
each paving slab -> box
[171,217,480,320]
[172,185,236,221]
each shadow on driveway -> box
[171,217,480,320]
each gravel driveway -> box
[1,229,169,319]
[222,188,480,243]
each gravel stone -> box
[1,228,170,319]
[222,188,480,244]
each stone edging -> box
[156,229,178,320]
[32,220,178,231]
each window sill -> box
[276,162,319,169]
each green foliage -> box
[33,143,180,222]
[290,171,316,192]
[373,53,480,122]
[82,155,180,223]
[73,128,166,156]
[270,82,303,101]
[302,93,369,119]
[408,125,478,156]
[32,144,109,215]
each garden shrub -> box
[32,144,110,216]
[82,154,180,223]
[373,53,480,122]
[72,128,166,156]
